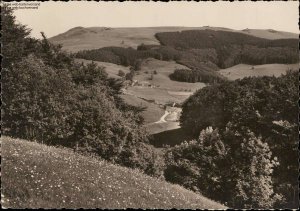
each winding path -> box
[154,110,170,124]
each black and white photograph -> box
[1,0,299,209]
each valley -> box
[69,28,298,136]
[75,58,205,134]
[5,1,299,207]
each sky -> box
[12,1,299,39]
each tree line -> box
[167,72,298,208]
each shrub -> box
[165,126,281,208]
[179,72,298,207]
[125,69,135,81]
[2,6,161,178]
[2,55,75,143]
[118,70,125,77]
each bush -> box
[118,70,125,77]
[3,55,75,143]
[125,69,135,81]
[180,72,298,207]
[165,126,281,208]
[2,6,161,178]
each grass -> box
[126,86,185,105]
[135,58,206,92]
[49,27,218,52]
[126,58,206,105]
[1,136,227,209]
[218,63,299,80]
[146,122,181,135]
[240,28,298,40]
[120,94,165,124]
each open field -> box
[1,137,226,209]
[219,63,299,80]
[146,122,181,135]
[126,86,191,105]
[50,27,297,52]
[75,58,130,79]
[135,58,206,92]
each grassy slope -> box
[50,26,298,52]
[218,63,299,80]
[146,122,180,135]
[1,137,226,209]
[120,94,165,124]
[50,27,205,52]
[136,58,206,92]
[127,58,205,105]
[240,28,298,40]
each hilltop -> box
[1,136,227,209]
[49,26,298,52]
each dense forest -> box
[170,69,225,83]
[155,30,298,68]
[2,7,164,177]
[155,30,298,49]
[171,72,298,208]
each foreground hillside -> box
[49,26,298,52]
[1,137,227,209]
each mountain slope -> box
[49,26,298,52]
[1,136,227,209]
[218,63,299,80]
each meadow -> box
[219,63,299,80]
[1,136,226,209]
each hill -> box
[1,136,227,209]
[73,29,297,84]
[155,30,298,67]
[49,26,298,52]
[50,27,204,52]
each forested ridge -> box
[75,30,297,83]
